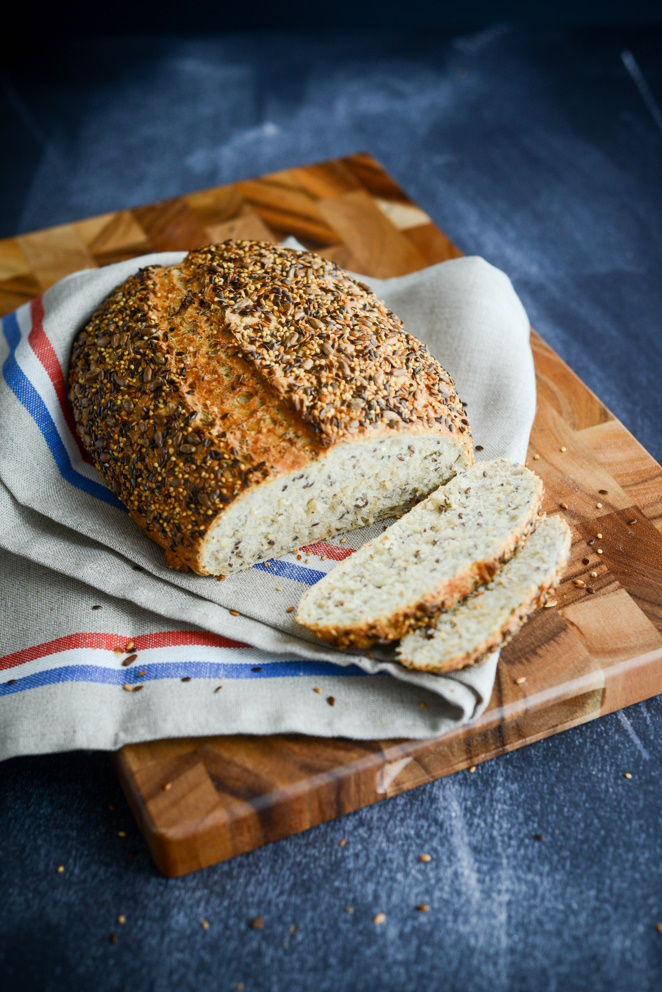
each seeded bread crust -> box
[295,460,544,649]
[68,241,472,574]
[397,516,572,673]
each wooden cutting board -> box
[3,153,662,877]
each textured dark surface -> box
[1,24,662,992]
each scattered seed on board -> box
[286,606,295,613]
[469,766,477,773]
[346,906,354,915]
[624,772,632,780]
[373,913,386,925]
[597,549,603,555]
[544,600,557,609]
[560,502,568,510]
[586,587,596,594]
[163,782,173,791]
[560,446,567,452]
[515,676,526,685]
[201,920,209,931]
[628,519,637,525]
[249,916,264,930]
[533,454,540,460]
[118,915,126,926]
[214,686,223,693]
[419,854,431,863]
[339,838,346,847]
[313,687,321,694]
[327,696,335,706]
[596,502,602,509]
[597,533,602,539]
[57,865,64,874]
[125,641,135,652]
[591,571,598,578]
[599,489,608,495]
[574,579,585,588]
[230,610,240,617]
[416,904,430,912]
[121,653,138,667]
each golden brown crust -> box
[68,241,472,574]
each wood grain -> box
[2,153,661,877]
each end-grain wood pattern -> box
[3,153,661,877]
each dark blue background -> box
[1,23,662,992]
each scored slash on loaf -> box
[295,459,545,649]
[68,241,473,576]
[397,515,572,673]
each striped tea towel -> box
[0,249,536,760]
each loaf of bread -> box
[397,515,571,673]
[295,459,544,649]
[68,241,473,575]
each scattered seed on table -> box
[118,915,126,925]
[132,685,143,693]
[586,587,596,595]
[419,854,431,863]
[92,605,102,611]
[57,865,64,874]
[339,838,346,847]
[560,502,568,510]
[532,833,546,841]
[163,782,172,791]
[118,831,126,838]
[515,676,527,685]
[109,933,118,945]
[533,453,540,460]
[582,557,590,565]
[125,641,135,652]
[201,920,209,931]
[249,916,264,930]
[416,904,430,913]
[340,538,346,544]
[597,549,603,555]
[217,574,226,581]
[596,502,603,509]
[599,489,608,495]
[419,701,426,708]
[214,686,223,693]
[560,446,567,452]
[544,600,558,609]
[624,772,632,780]
[313,687,321,694]
[122,684,132,692]
[288,924,297,935]
[181,677,192,683]
[121,654,138,667]
[469,766,477,773]
[596,533,603,539]
[286,606,295,613]
[628,519,637,525]
[588,539,595,546]
[230,610,240,617]
[475,444,484,452]
[591,571,598,578]
[574,579,585,588]
[275,586,281,591]
[136,670,147,678]
[373,913,386,925]
[346,906,354,915]
[327,696,335,706]
[655,923,662,934]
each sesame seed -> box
[624,772,632,780]
[533,453,540,460]
[469,766,477,773]
[560,446,567,452]
[373,913,386,925]
[599,489,608,494]
[597,549,603,555]
[628,519,637,525]
[122,684,132,692]
[419,854,431,863]
[339,538,347,544]
[596,502,602,509]
[125,640,135,652]
[275,586,281,591]
[286,606,295,613]
[515,676,527,684]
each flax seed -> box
[121,653,138,667]
[327,696,335,706]
[230,610,240,616]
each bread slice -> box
[295,458,544,649]
[397,515,571,673]
[69,241,472,576]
